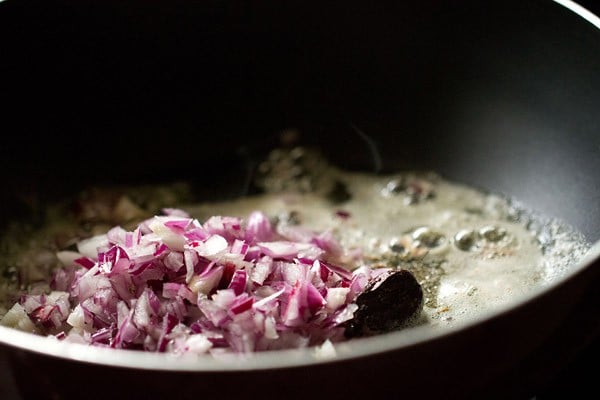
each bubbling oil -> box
[0,146,591,332]
[186,146,591,328]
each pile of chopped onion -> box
[12,208,390,355]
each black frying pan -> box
[0,1,598,399]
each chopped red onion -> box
[22,208,388,355]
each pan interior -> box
[0,140,592,366]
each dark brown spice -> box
[344,269,424,338]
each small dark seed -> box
[327,180,352,204]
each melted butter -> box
[184,163,590,330]
[0,146,591,333]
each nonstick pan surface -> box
[0,1,598,399]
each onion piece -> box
[13,207,395,355]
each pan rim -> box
[1,240,598,371]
